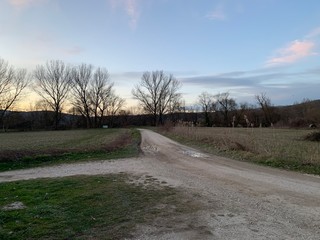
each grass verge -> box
[157,127,320,175]
[0,129,140,172]
[0,174,195,240]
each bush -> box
[304,131,320,142]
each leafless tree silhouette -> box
[0,58,29,129]
[132,70,181,125]
[70,64,93,127]
[70,65,119,128]
[216,92,237,127]
[89,67,114,127]
[34,60,72,130]
[255,93,276,126]
[198,92,216,126]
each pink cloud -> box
[266,40,317,66]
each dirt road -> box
[1,129,320,239]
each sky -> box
[1,0,320,110]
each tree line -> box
[0,57,319,130]
[0,58,125,130]
[0,58,183,129]
[197,91,280,127]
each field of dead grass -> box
[159,127,320,175]
[0,128,140,171]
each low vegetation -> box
[158,126,320,175]
[304,131,320,142]
[0,128,140,172]
[0,174,195,240]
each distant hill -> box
[279,99,320,110]
[275,99,320,127]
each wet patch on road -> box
[181,150,208,158]
[141,145,158,155]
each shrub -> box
[304,131,320,142]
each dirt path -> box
[1,129,320,239]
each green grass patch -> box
[0,174,193,240]
[157,127,320,175]
[0,129,141,172]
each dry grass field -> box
[160,127,320,175]
[0,128,140,171]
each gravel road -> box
[1,129,319,239]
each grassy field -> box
[0,174,196,240]
[0,128,140,172]
[158,127,320,175]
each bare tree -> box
[105,91,125,127]
[70,64,93,128]
[132,71,163,125]
[166,97,184,123]
[132,70,181,126]
[158,76,181,124]
[216,92,237,127]
[106,91,125,117]
[255,93,276,127]
[198,92,215,126]
[34,60,72,130]
[0,58,29,129]
[70,65,117,128]
[89,67,113,127]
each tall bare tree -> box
[255,93,276,126]
[132,70,181,126]
[0,58,29,129]
[158,75,181,124]
[34,60,72,130]
[105,91,125,127]
[89,67,113,127]
[70,65,117,128]
[70,64,93,128]
[106,91,125,117]
[198,92,215,126]
[216,92,237,127]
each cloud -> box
[179,67,320,105]
[107,0,140,29]
[180,71,291,91]
[180,67,319,90]
[206,4,226,21]
[265,40,317,67]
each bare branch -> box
[132,70,182,125]
[33,60,71,129]
[0,58,29,128]
[70,65,116,128]
[70,63,93,127]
